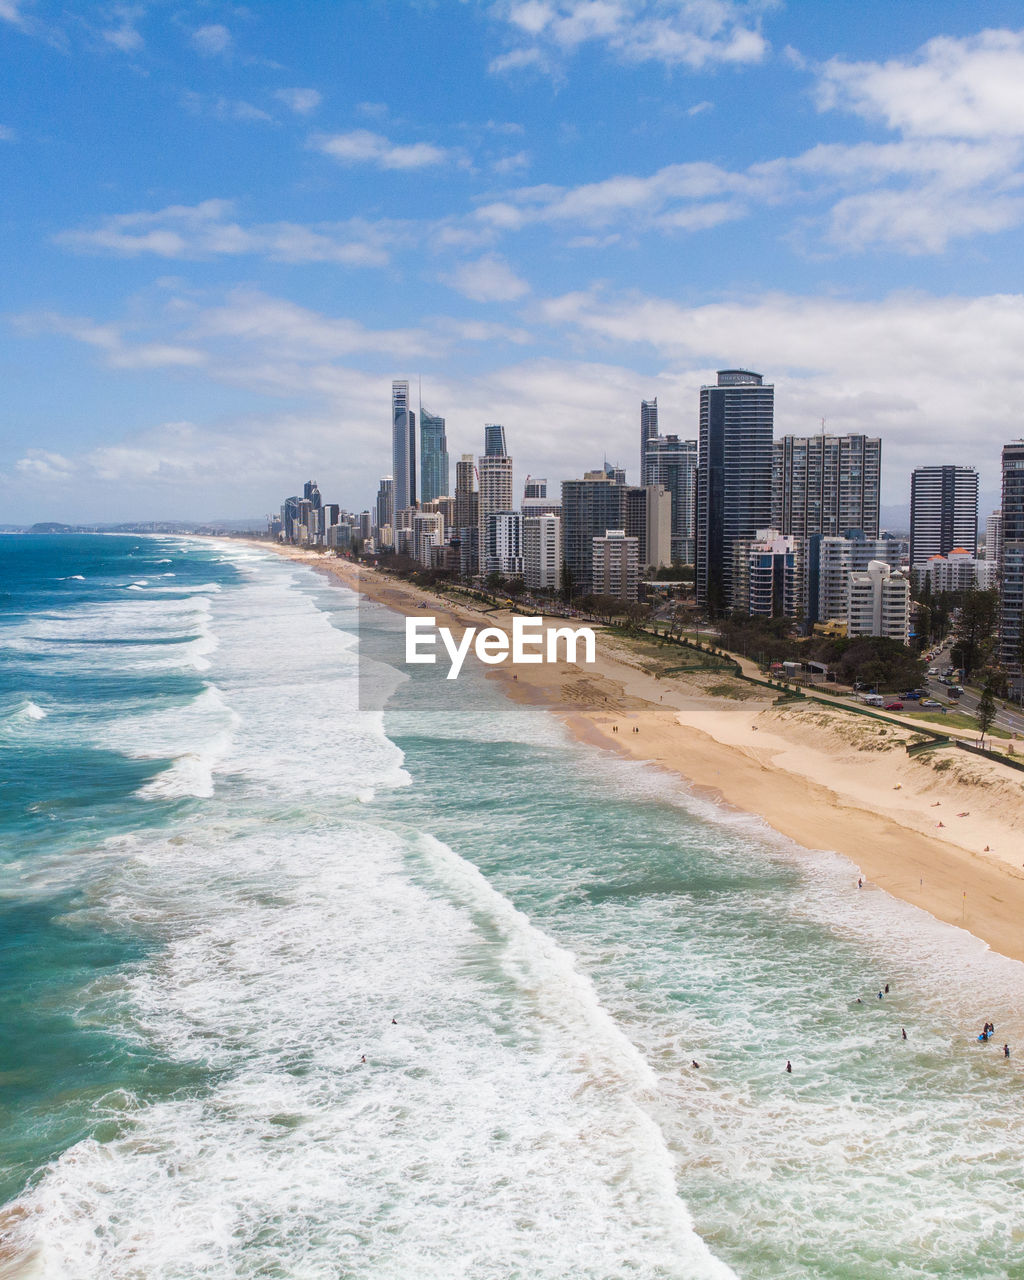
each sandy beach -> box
[255,544,1024,966]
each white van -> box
[861,694,885,706]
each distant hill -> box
[28,522,74,534]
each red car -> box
[884,701,904,711]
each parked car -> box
[927,667,939,675]
[920,698,943,708]
[884,701,904,711]
[901,691,921,700]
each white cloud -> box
[310,129,450,170]
[0,0,25,27]
[191,23,231,56]
[101,7,144,53]
[0,124,15,141]
[274,87,322,115]
[17,311,207,369]
[489,0,768,71]
[445,254,531,301]
[16,451,75,481]
[534,283,1024,495]
[191,290,436,361]
[817,28,1024,141]
[492,149,531,174]
[56,200,403,267]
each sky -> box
[3,0,1024,523]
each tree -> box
[952,588,1000,678]
[976,677,997,747]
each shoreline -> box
[252,543,1024,968]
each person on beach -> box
[858,878,863,889]
[1004,1044,1011,1058]
[786,1060,792,1073]
[885,984,890,993]
[902,1028,907,1040]
[878,991,884,999]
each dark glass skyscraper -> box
[998,442,1024,681]
[484,423,507,457]
[696,370,775,611]
[419,408,449,504]
[391,380,416,512]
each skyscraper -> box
[561,471,626,591]
[696,370,775,611]
[998,442,1024,682]
[772,434,881,539]
[640,399,659,484]
[644,434,697,564]
[909,465,978,565]
[391,380,416,513]
[419,408,449,505]
[478,426,513,574]
[375,476,394,533]
[484,423,507,457]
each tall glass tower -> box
[392,380,416,513]
[484,424,508,457]
[419,409,449,504]
[696,370,775,611]
[640,399,659,485]
[998,442,1024,682]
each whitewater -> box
[1,535,1023,1279]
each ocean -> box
[1,533,1022,1279]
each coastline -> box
[255,543,1024,967]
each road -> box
[923,645,1024,737]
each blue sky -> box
[3,0,1024,522]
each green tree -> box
[976,677,997,747]
[952,588,1000,678]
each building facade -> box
[644,433,697,564]
[419,409,449,505]
[772,434,881,539]
[640,398,659,485]
[561,471,626,592]
[909,465,979,565]
[807,531,906,626]
[847,561,911,642]
[523,514,562,591]
[478,429,514,575]
[696,370,775,611]
[731,529,802,617]
[391,380,416,513]
[998,442,1024,682]
[592,530,639,602]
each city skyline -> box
[6,3,1024,522]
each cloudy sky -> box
[3,0,1024,522]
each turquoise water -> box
[1,535,1022,1278]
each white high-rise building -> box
[523,514,561,591]
[412,511,443,566]
[483,510,522,576]
[478,424,513,574]
[847,560,911,642]
[985,510,1002,567]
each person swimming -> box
[786,1060,792,1073]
